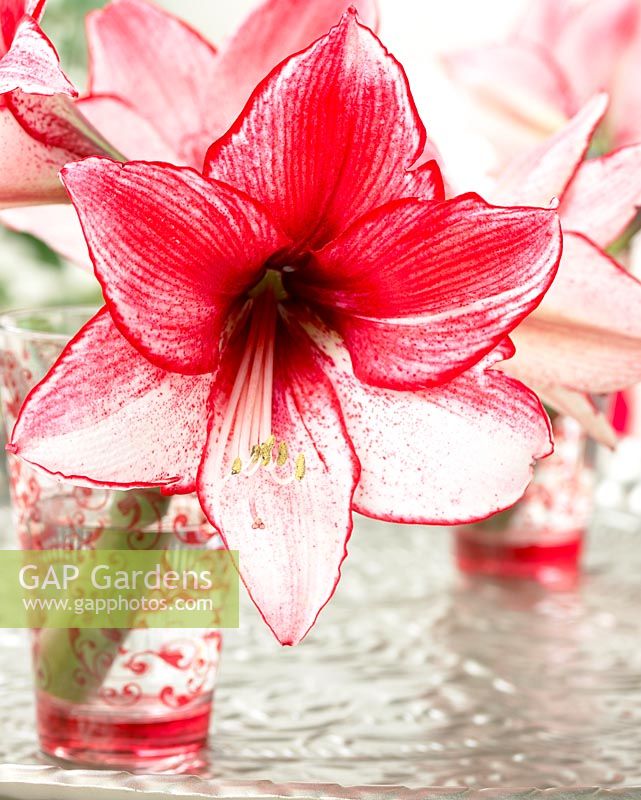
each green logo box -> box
[0,549,239,629]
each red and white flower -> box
[10,13,561,644]
[0,0,378,263]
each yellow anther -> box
[277,441,289,467]
[261,435,275,466]
[250,444,261,464]
[231,457,242,475]
[295,453,306,481]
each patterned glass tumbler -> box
[0,307,222,771]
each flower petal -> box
[0,15,75,96]
[505,233,641,393]
[490,94,607,207]
[61,158,288,375]
[200,0,378,144]
[555,0,640,105]
[0,202,90,265]
[86,0,218,167]
[443,43,573,161]
[609,29,641,147]
[513,0,573,47]
[294,196,561,389]
[7,90,119,158]
[205,11,430,248]
[533,383,618,448]
[10,308,212,492]
[0,105,70,206]
[77,94,178,162]
[198,322,360,646]
[311,325,552,524]
[559,143,641,248]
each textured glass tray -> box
[1,508,641,798]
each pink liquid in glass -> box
[37,690,213,769]
[455,528,583,588]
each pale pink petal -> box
[559,143,641,248]
[0,105,70,206]
[490,94,608,207]
[513,0,573,47]
[10,308,212,492]
[505,233,641,393]
[86,0,218,167]
[443,43,573,161]
[609,31,641,147]
[206,12,430,248]
[61,158,288,375]
[0,203,90,266]
[555,0,640,104]
[201,0,378,144]
[312,327,552,524]
[0,15,75,96]
[198,323,360,646]
[534,384,618,448]
[294,196,561,389]
[78,94,177,162]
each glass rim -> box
[0,305,99,342]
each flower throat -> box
[218,271,306,498]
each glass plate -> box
[1,509,641,797]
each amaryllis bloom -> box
[444,0,641,164]
[9,13,562,645]
[0,0,378,263]
[482,93,641,445]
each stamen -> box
[261,435,275,466]
[216,278,308,496]
[277,442,288,466]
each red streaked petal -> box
[0,105,69,206]
[505,233,641,393]
[198,322,360,646]
[0,15,75,96]
[534,384,618,448]
[10,308,212,492]
[560,143,641,248]
[443,43,573,160]
[201,0,378,144]
[206,11,428,248]
[296,196,561,389]
[86,0,218,167]
[0,203,90,266]
[61,158,288,375]
[312,326,552,524]
[78,94,177,162]
[490,94,607,207]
